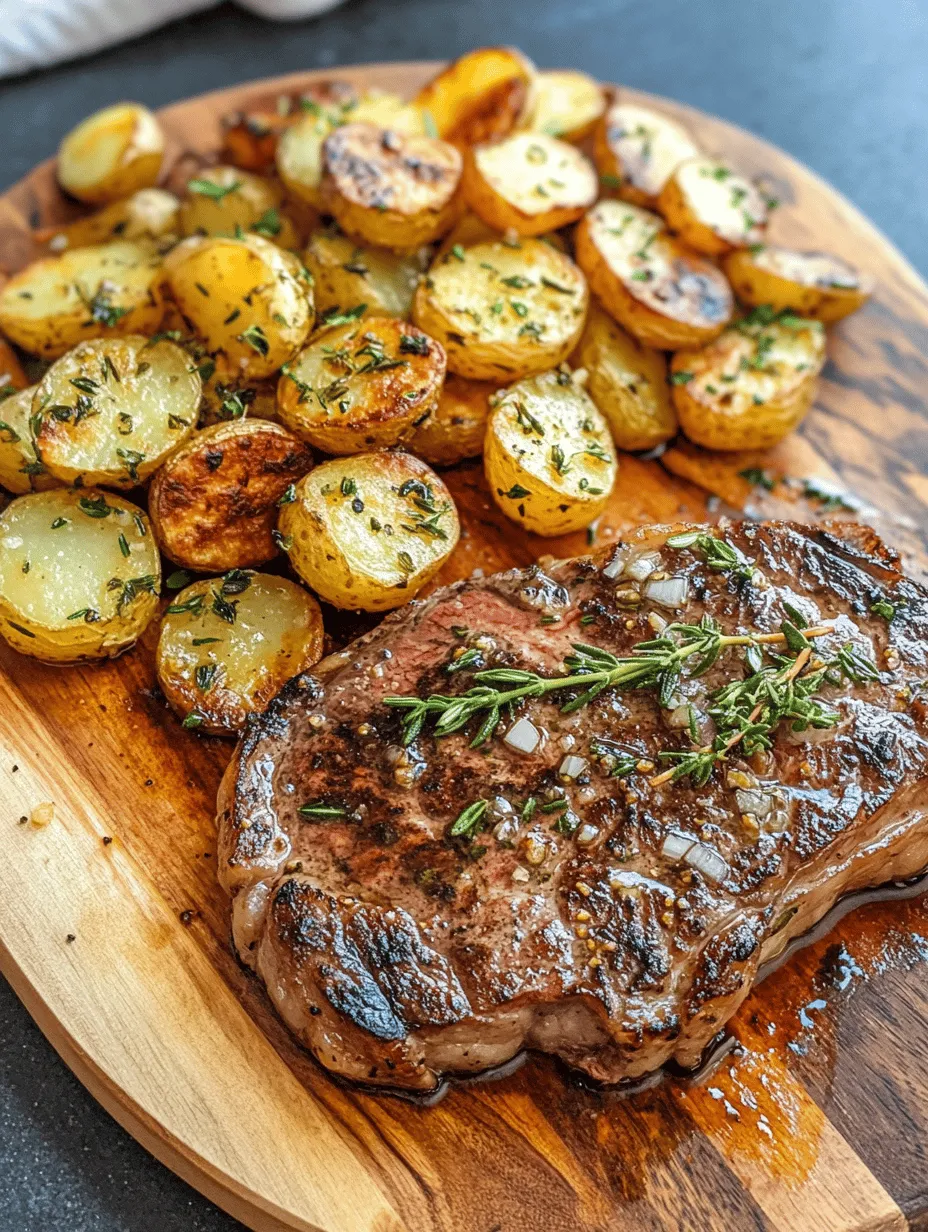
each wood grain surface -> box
[1,61,927,1232]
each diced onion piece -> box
[644,576,689,609]
[576,824,600,846]
[735,788,775,818]
[602,551,627,580]
[661,831,694,861]
[504,716,542,754]
[559,754,588,779]
[667,703,692,727]
[625,553,661,582]
[685,842,729,883]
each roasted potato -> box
[38,188,180,253]
[412,236,588,381]
[723,245,873,323]
[594,101,699,207]
[179,166,299,247]
[414,47,536,144]
[277,317,445,454]
[321,124,463,250]
[0,387,62,494]
[149,419,312,570]
[224,80,360,172]
[575,303,677,451]
[33,335,199,488]
[575,200,733,349]
[304,227,431,320]
[406,374,495,466]
[156,571,323,735]
[0,487,159,662]
[199,365,280,426]
[524,69,606,142]
[657,158,767,255]
[0,240,165,359]
[57,102,165,205]
[163,233,313,379]
[462,132,597,236]
[278,451,459,611]
[484,367,617,535]
[670,309,826,450]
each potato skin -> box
[594,100,699,207]
[0,386,62,495]
[723,246,872,323]
[279,452,460,611]
[277,317,445,454]
[414,47,537,144]
[524,69,606,143]
[179,166,299,248]
[407,374,495,465]
[57,103,164,204]
[148,420,313,571]
[38,189,181,253]
[657,158,767,256]
[304,228,430,320]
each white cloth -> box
[0,0,346,78]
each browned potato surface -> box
[406,374,496,465]
[414,47,536,144]
[723,245,873,322]
[657,158,767,255]
[595,101,699,207]
[57,103,164,204]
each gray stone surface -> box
[0,1,926,1227]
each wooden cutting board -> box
[1,60,928,1232]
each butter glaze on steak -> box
[217,521,928,1091]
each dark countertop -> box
[1,1,926,1227]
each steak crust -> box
[217,521,928,1091]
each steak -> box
[217,520,928,1091]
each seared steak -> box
[217,521,928,1091]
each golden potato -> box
[723,245,873,323]
[462,132,597,236]
[277,316,445,454]
[162,233,313,378]
[0,240,165,359]
[179,166,299,247]
[575,303,676,451]
[524,69,606,142]
[57,102,164,204]
[574,200,733,349]
[33,335,200,488]
[0,387,62,494]
[412,236,588,381]
[657,158,767,255]
[0,487,159,662]
[594,101,699,207]
[157,571,323,735]
[414,47,536,144]
[670,308,826,450]
[485,368,617,535]
[406,373,495,465]
[198,364,280,426]
[279,452,459,611]
[38,188,180,253]
[304,227,431,319]
[321,124,463,250]
[225,80,360,172]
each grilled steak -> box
[217,521,928,1091]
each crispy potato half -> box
[322,124,463,250]
[57,102,165,204]
[463,132,598,236]
[0,240,164,359]
[723,245,873,323]
[279,452,459,611]
[575,303,676,451]
[157,571,323,735]
[198,366,280,426]
[414,47,536,144]
[0,387,62,494]
[304,227,431,320]
[485,368,617,535]
[33,335,199,488]
[179,166,299,247]
[38,188,181,254]
[657,158,767,255]
[575,200,733,349]
[277,317,445,454]
[595,101,700,207]
[149,419,313,570]
[0,487,159,662]
[524,69,606,142]
[225,80,360,172]
[163,233,313,378]
[407,373,495,466]
[671,309,826,450]
[412,236,588,380]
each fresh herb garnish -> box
[188,176,241,200]
[449,799,488,838]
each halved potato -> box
[279,452,459,611]
[723,246,873,323]
[321,124,463,250]
[412,236,588,380]
[0,487,159,662]
[657,158,767,255]
[524,69,606,142]
[162,233,313,378]
[179,166,299,247]
[0,240,165,359]
[594,101,699,207]
[462,132,597,236]
[670,310,826,450]
[224,80,360,172]
[406,374,495,466]
[149,419,312,570]
[156,571,323,735]
[575,200,733,349]
[199,365,280,426]
[484,368,617,535]
[33,335,200,488]
[37,188,181,253]
[277,317,445,454]
[304,227,430,320]
[57,103,165,204]
[0,387,62,494]
[414,47,536,144]
[575,303,676,451]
